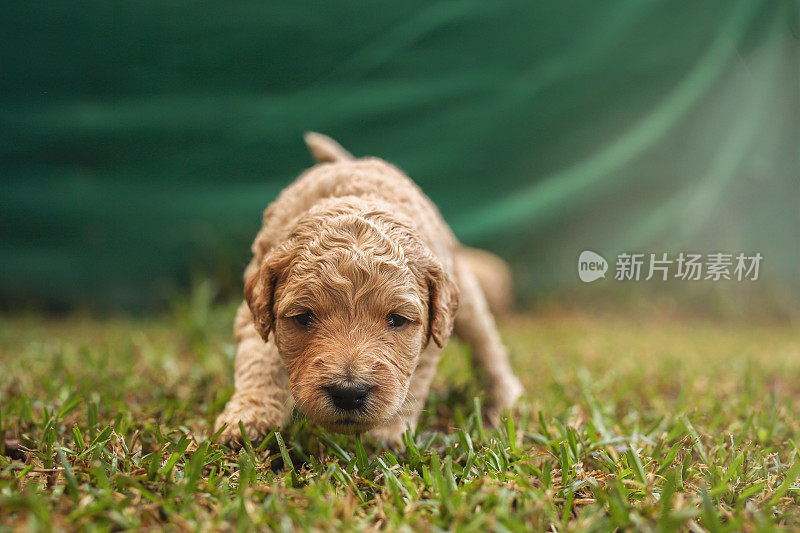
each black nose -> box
[325,383,371,411]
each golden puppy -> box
[216,133,522,445]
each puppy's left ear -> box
[425,259,459,348]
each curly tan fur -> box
[215,133,523,446]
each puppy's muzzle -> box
[324,383,371,412]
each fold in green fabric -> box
[1,0,797,310]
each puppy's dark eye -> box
[386,313,409,328]
[291,312,315,328]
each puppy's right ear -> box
[244,251,286,341]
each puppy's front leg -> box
[453,259,523,426]
[368,343,442,447]
[215,302,293,446]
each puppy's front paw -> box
[494,374,524,409]
[367,419,411,450]
[484,375,524,429]
[214,397,286,448]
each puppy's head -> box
[245,201,458,434]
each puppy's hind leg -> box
[453,258,523,426]
[215,302,293,447]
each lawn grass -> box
[2,297,800,531]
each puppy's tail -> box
[304,132,354,163]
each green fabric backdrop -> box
[2,1,798,311]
